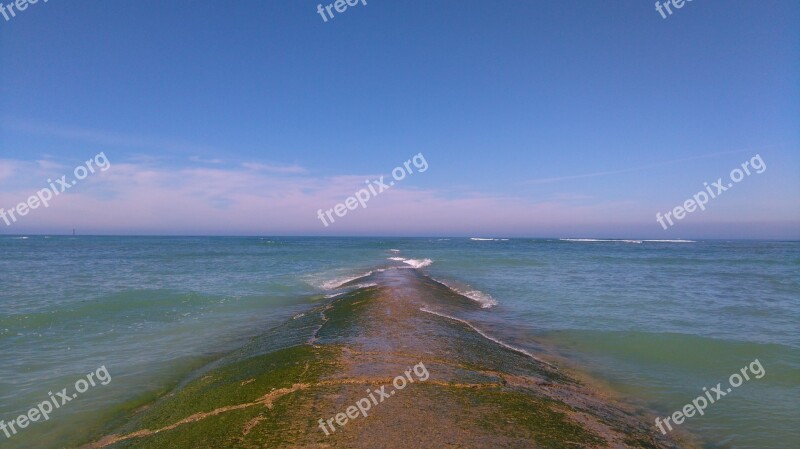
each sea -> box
[0,236,797,449]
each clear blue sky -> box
[1,0,798,238]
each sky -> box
[0,0,798,238]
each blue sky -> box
[0,0,798,238]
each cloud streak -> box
[0,152,795,238]
[524,148,768,185]
[241,162,308,174]
[0,158,648,236]
[3,118,217,155]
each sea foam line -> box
[419,308,556,369]
[317,269,384,290]
[386,258,433,269]
[403,258,433,268]
[561,238,642,244]
[323,282,379,298]
[429,277,498,308]
[641,239,696,243]
[560,238,695,244]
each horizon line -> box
[0,233,797,242]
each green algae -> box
[446,385,607,448]
[314,287,378,341]
[86,268,689,449]
[99,344,340,449]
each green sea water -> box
[0,236,797,448]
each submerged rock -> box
[83,268,691,448]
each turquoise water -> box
[0,236,797,448]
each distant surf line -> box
[560,238,695,244]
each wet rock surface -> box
[83,268,690,449]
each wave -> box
[323,282,379,298]
[315,259,437,291]
[314,270,380,290]
[560,238,642,244]
[388,249,401,253]
[401,258,433,269]
[419,308,555,368]
[470,238,509,241]
[385,257,433,269]
[561,238,695,244]
[641,239,696,243]
[429,277,498,308]
[456,288,497,308]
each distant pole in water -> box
[72,228,75,236]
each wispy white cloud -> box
[0,159,643,235]
[241,162,307,174]
[36,159,68,172]
[0,160,18,182]
[552,193,593,201]
[524,148,764,185]
[3,118,217,154]
[190,156,224,164]
[0,152,794,237]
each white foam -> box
[642,239,696,243]
[561,238,608,242]
[389,249,401,253]
[561,238,696,244]
[431,277,498,308]
[470,237,509,241]
[560,238,642,244]
[419,308,556,368]
[387,256,432,268]
[456,289,498,308]
[402,258,433,269]
[323,282,378,298]
[316,271,375,290]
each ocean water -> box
[0,236,797,448]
